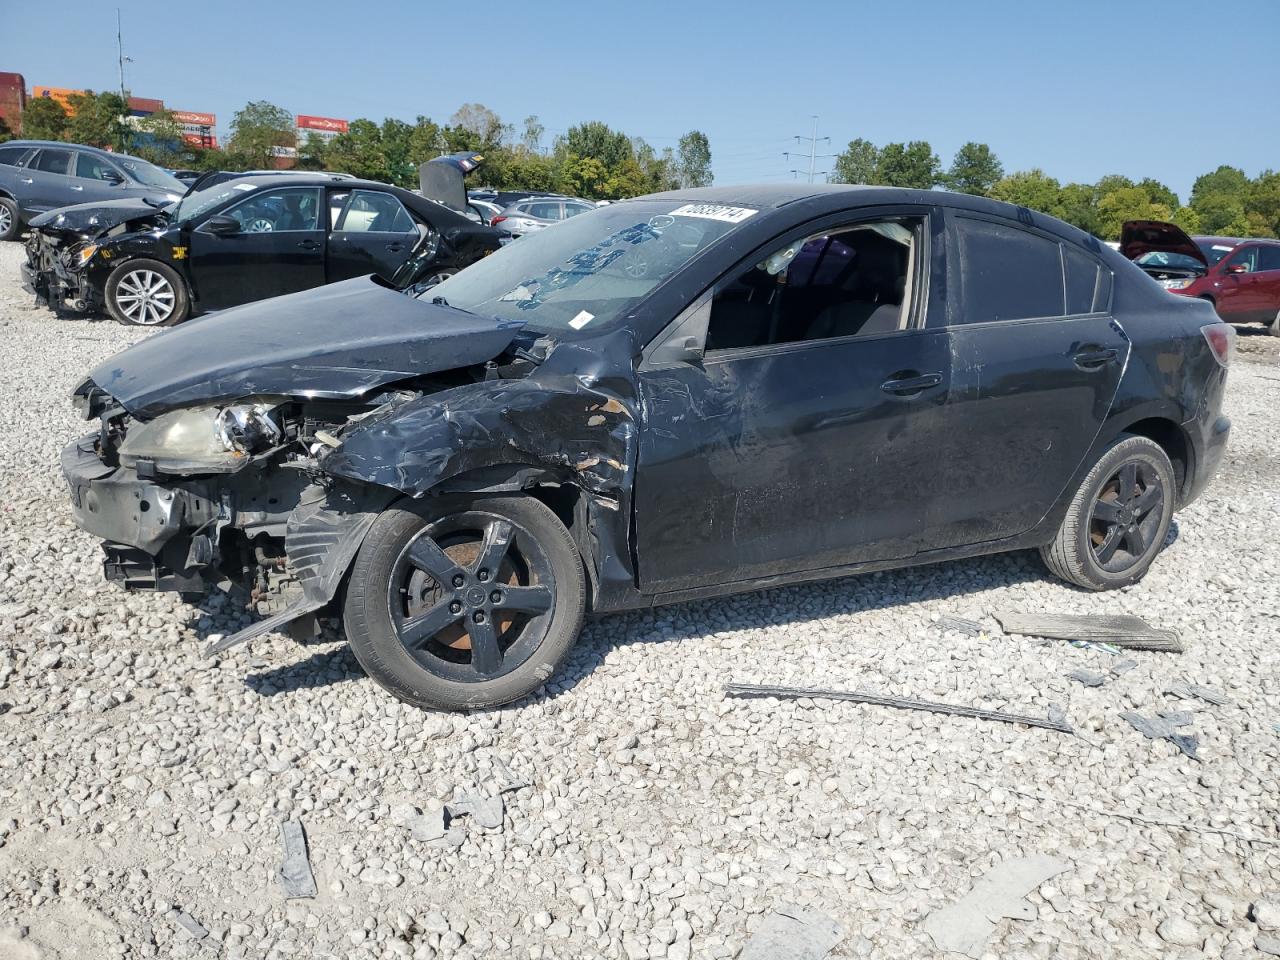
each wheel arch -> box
[1106,414,1193,503]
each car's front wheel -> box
[343,495,585,711]
[0,196,20,242]
[1040,434,1176,590]
[104,259,190,326]
[1269,307,1280,338]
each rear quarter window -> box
[1064,244,1107,314]
[0,146,30,167]
[954,216,1065,323]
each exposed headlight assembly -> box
[1159,278,1195,290]
[118,399,286,473]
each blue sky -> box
[8,0,1277,202]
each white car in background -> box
[489,196,596,239]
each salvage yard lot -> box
[0,238,1278,959]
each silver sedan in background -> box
[489,196,597,239]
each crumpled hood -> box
[84,276,526,418]
[30,198,169,237]
[1120,220,1207,267]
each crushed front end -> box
[22,230,103,313]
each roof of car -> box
[1193,235,1280,246]
[640,183,877,208]
[6,139,121,156]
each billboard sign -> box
[172,110,216,127]
[33,86,85,113]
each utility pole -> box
[784,115,832,183]
[116,9,132,104]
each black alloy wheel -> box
[389,512,555,682]
[1088,461,1164,574]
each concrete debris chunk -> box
[447,789,504,830]
[994,613,1183,652]
[278,818,318,899]
[739,903,843,960]
[1047,703,1068,726]
[935,615,985,637]
[1121,711,1199,760]
[168,909,208,941]
[922,855,1071,959]
[407,807,449,843]
[1067,668,1106,688]
[1165,683,1229,706]
[1158,710,1195,727]
[724,683,1074,734]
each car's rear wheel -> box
[105,259,190,326]
[1040,434,1175,590]
[1269,307,1280,337]
[0,196,20,241]
[343,495,585,711]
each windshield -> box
[421,200,756,335]
[1136,250,1206,271]
[1196,239,1238,267]
[168,181,259,224]
[115,156,184,192]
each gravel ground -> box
[1,238,1278,960]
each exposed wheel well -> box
[1122,418,1190,500]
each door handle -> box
[19,177,33,184]
[880,372,943,396]
[1072,347,1118,369]
[297,239,321,251]
[70,185,83,191]
[385,243,404,253]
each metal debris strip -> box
[738,904,843,960]
[724,684,1074,734]
[1166,683,1230,706]
[278,819,318,899]
[935,615,985,637]
[1120,711,1199,760]
[922,856,1072,959]
[1158,710,1194,727]
[1067,668,1106,688]
[168,909,208,941]
[994,613,1184,653]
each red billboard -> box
[296,115,348,134]
[182,132,218,148]
[173,110,216,127]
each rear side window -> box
[31,149,73,175]
[527,201,562,220]
[75,153,120,181]
[954,216,1064,323]
[1257,246,1280,272]
[0,146,30,167]
[1064,245,1103,314]
[332,189,415,233]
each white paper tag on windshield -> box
[233,183,256,191]
[670,203,757,224]
[1212,244,1233,251]
[569,310,595,330]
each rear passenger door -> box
[326,188,420,282]
[1257,246,1280,324]
[933,211,1127,547]
[23,147,76,214]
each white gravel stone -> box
[0,241,1278,958]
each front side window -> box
[423,199,754,335]
[221,188,320,233]
[954,216,1064,323]
[705,219,918,351]
[1258,246,1280,272]
[31,149,72,175]
[75,153,121,181]
[332,190,415,233]
[1226,246,1258,273]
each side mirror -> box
[101,169,124,185]
[205,215,241,236]
[1225,262,1249,275]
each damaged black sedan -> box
[64,185,1232,710]
[23,173,498,325]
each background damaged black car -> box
[62,185,1232,712]
[22,172,500,325]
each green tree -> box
[1190,165,1249,206]
[562,121,633,171]
[64,91,128,149]
[830,138,879,184]
[990,169,1064,218]
[449,103,508,148]
[0,117,12,143]
[1244,170,1280,237]
[559,154,610,198]
[20,98,68,141]
[1057,182,1101,235]
[946,142,1003,195]
[295,133,330,171]
[1171,205,1202,235]
[1193,192,1250,235]
[520,115,544,154]
[1137,177,1179,210]
[228,100,296,170]
[407,116,443,165]
[325,118,390,181]
[675,130,712,188]
[1096,186,1173,240]
[875,141,940,189]
[128,109,185,165]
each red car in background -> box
[1122,220,1280,335]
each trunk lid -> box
[1120,220,1208,268]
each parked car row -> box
[59,184,1232,711]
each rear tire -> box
[104,259,190,326]
[0,196,20,242]
[1040,435,1176,590]
[343,495,585,711]
[1269,308,1280,337]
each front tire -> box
[104,259,190,326]
[0,196,19,242]
[1269,308,1280,337]
[343,495,585,711]
[1040,435,1176,590]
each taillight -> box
[490,216,507,228]
[1201,323,1235,368]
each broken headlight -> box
[118,399,285,474]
